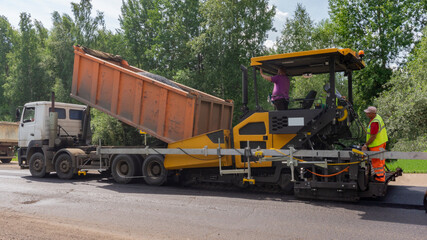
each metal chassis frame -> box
[99,145,425,177]
[98,146,427,160]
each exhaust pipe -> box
[49,92,58,149]
[240,65,249,113]
[81,106,91,145]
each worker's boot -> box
[370,174,385,183]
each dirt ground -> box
[0,210,133,240]
[0,161,19,170]
[0,162,132,240]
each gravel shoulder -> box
[388,173,427,187]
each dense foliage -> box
[0,0,425,150]
[375,27,427,152]
[329,0,426,108]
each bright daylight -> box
[0,0,426,239]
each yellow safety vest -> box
[366,114,388,147]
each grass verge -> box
[386,159,427,173]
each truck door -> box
[18,107,36,147]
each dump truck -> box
[17,46,427,201]
[0,121,19,163]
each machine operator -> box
[259,66,290,110]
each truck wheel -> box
[1,159,12,163]
[142,155,167,186]
[112,155,136,184]
[29,152,48,178]
[55,153,75,180]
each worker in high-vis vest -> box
[361,106,389,182]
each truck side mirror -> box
[15,108,21,121]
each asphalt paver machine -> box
[20,47,427,202]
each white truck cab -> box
[18,101,87,168]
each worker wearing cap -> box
[362,106,388,182]
[259,66,290,110]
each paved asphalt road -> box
[0,164,426,240]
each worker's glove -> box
[362,145,368,151]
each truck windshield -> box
[23,107,35,123]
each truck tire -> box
[1,159,12,163]
[29,152,48,178]
[142,155,167,186]
[55,153,75,180]
[112,155,136,184]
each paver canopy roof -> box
[251,48,365,77]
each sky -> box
[0,0,330,48]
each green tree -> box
[95,29,127,56]
[120,0,201,77]
[276,3,313,53]
[158,0,201,77]
[71,0,105,47]
[0,16,15,78]
[329,0,426,107]
[375,27,427,151]
[186,0,275,116]
[47,0,106,103]
[0,16,17,120]
[47,12,75,102]
[120,0,164,69]
[311,19,339,50]
[91,109,144,146]
[3,13,52,109]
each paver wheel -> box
[29,152,48,178]
[279,173,294,194]
[142,155,167,186]
[55,153,75,180]
[424,191,427,213]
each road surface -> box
[0,162,426,239]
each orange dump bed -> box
[71,46,233,143]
